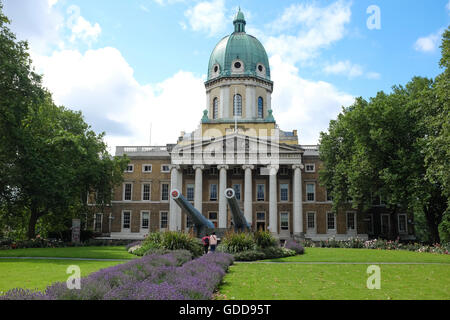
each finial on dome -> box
[233,7,246,33]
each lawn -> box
[218,248,450,300]
[0,246,136,260]
[0,259,126,293]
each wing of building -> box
[87,9,415,242]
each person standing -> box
[209,232,218,252]
[201,234,210,254]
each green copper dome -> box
[206,9,271,82]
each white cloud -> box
[184,0,227,37]
[31,48,206,151]
[67,5,101,44]
[323,60,363,78]
[264,0,352,64]
[414,29,444,53]
[270,55,355,144]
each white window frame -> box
[122,210,131,232]
[140,211,150,231]
[346,211,357,233]
[305,163,315,173]
[307,212,316,234]
[125,164,134,173]
[398,214,408,234]
[280,183,289,202]
[280,212,289,231]
[159,211,168,231]
[327,212,336,233]
[160,182,169,202]
[256,183,265,201]
[94,213,103,233]
[141,183,151,201]
[123,183,133,201]
[142,164,152,173]
[306,183,315,202]
[381,214,390,235]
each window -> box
[257,184,265,201]
[256,212,266,231]
[125,164,134,173]
[280,212,289,231]
[233,94,242,117]
[307,212,315,230]
[160,211,168,230]
[123,183,132,201]
[327,212,336,230]
[305,164,315,173]
[306,183,315,202]
[398,214,407,233]
[142,164,152,173]
[367,214,374,234]
[122,211,131,230]
[233,184,241,201]
[213,98,219,120]
[142,183,151,201]
[347,212,356,231]
[210,184,218,201]
[258,97,264,118]
[280,183,289,202]
[381,214,390,235]
[161,183,169,201]
[186,184,194,201]
[141,211,149,230]
[161,165,170,173]
[94,213,102,233]
[209,212,218,228]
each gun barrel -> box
[171,189,215,229]
[225,188,250,231]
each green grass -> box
[218,248,450,300]
[219,263,450,300]
[0,259,126,293]
[0,246,136,260]
[268,247,450,263]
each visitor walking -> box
[201,234,210,254]
[209,232,218,252]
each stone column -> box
[268,165,278,235]
[193,165,204,214]
[293,164,304,237]
[242,164,254,226]
[169,165,181,231]
[218,164,229,228]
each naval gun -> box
[225,188,251,232]
[170,189,215,237]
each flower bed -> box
[303,237,449,255]
[0,250,234,300]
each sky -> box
[2,0,449,153]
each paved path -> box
[0,257,130,262]
[235,261,450,265]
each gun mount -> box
[225,188,251,232]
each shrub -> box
[220,231,255,254]
[253,230,277,249]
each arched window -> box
[213,98,218,119]
[233,94,242,117]
[258,97,264,118]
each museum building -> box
[88,10,415,242]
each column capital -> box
[217,164,229,170]
[192,165,205,170]
[292,164,304,170]
[242,164,255,170]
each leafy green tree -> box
[0,3,129,239]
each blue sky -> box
[3,0,449,150]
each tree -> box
[0,3,129,239]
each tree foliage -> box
[0,4,129,239]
